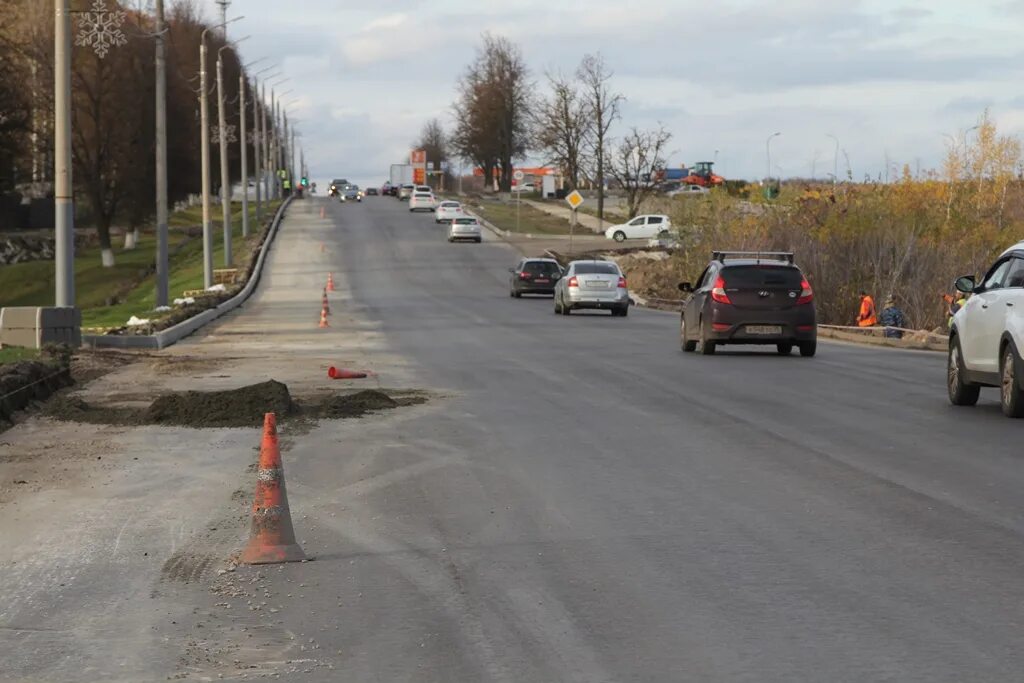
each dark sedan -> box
[509,258,563,297]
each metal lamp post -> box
[216,36,248,267]
[54,0,73,306]
[826,134,839,185]
[199,16,241,288]
[248,66,277,223]
[765,132,781,183]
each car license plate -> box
[746,325,783,335]
[535,278,549,283]
[587,281,609,288]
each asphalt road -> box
[249,196,1024,682]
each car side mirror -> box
[678,282,692,293]
[954,275,976,294]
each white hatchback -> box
[948,240,1024,417]
[409,191,436,212]
[435,201,464,223]
[604,214,671,242]
[448,217,482,243]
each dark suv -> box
[509,258,562,297]
[678,251,816,356]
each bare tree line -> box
[0,0,274,267]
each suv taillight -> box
[519,272,530,280]
[797,278,813,305]
[711,275,731,304]
[617,276,627,289]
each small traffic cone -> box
[321,289,331,316]
[319,205,325,219]
[326,273,335,292]
[240,413,306,565]
[318,306,330,328]
[328,366,368,379]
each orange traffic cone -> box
[240,413,306,565]
[326,273,335,292]
[328,366,368,379]
[318,306,330,328]
[320,242,325,253]
[321,290,331,316]
[319,206,325,219]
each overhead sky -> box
[201,0,1024,189]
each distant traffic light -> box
[301,176,309,187]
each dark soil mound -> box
[0,360,73,426]
[315,390,398,419]
[143,379,294,428]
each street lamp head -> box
[218,35,249,59]
[201,15,243,44]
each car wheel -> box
[475,238,482,243]
[948,336,980,406]
[617,306,629,317]
[798,341,817,357]
[1000,344,1024,417]
[698,319,716,355]
[680,316,697,352]
[513,291,522,298]
[613,231,626,242]
[777,342,793,355]
[554,296,562,314]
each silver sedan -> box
[554,260,630,316]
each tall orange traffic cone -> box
[321,289,331,316]
[318,306,330,328]
[326,273,335,292]
[240,413,306,565]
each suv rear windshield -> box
[721,265,802,288]
[523,261,560,275]
[574,263,619,275]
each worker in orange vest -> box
[857,290,877,327]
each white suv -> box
[948,240,1024,417]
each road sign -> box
[410,149,426,164]
[565,190,584,210]
[428,162,435,170]
[413,167,425,184]
[513,169,525,181]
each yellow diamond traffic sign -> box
[565,190,584,210]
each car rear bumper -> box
[449,231,481,240]
[567,290,629,306]
[705,311,816,344]
[515,283,556,293]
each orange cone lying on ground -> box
[318,306,330,328]
[328,366,368,379]
[240,413,306,565]
[326,273,335,292]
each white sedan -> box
[435,201,465,223]
[604,214,671,242]
[409,191,437,212]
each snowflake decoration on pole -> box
[211,124,237,145]
[75,0,128,59]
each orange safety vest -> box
[858,295,877,327]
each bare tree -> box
[414,118,449,189]
[452,34,531,193]
[532,70,588,190]
[577,53,623,220]
[607,125,672,218]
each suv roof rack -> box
[712,250,794,264]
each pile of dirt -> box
[313,390,399,419]
[0,357,73,428]
[143,379,295,428]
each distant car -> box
[678,251,816,357]
[447,216,482,243]
[509,258,562,297]
[948,239,1024,417]
[398,184,415,200]
[366,187,378,196]
[328,178,348,198]
[667,184,709,198]
[341,185,362,202]
[435,201,464,223]
[513,182,536,193]
[604,214,671,242]
[553,260,630,316]
[409,191,436,212]
[381,182,392,195]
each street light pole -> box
[199,17,240,289]
[54,0,73,306]
[239,74,249,238]
[765,132,780,183]
[154,0,168,306]
[826,134,839,185]
[248,67,276,224]
[216,38,247,267]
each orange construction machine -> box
[681,161,725,187]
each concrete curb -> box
[82,198,294,350]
